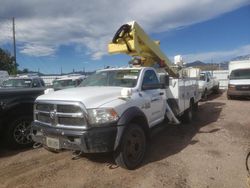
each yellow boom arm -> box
[108,21,178,77]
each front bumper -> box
[31,121,117,153]
[227,90,250,97]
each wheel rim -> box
[13,120,32,145]
[124,128,145,164]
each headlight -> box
[87,108,119,126]
[228,84,236,90]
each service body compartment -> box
[166,78,200,116]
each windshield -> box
[199,73,206,81]
[80,69,140,87]
[2,79,32,88]
[53,79,77,90]
[230,69,250,80]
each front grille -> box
[236,85,250,91]
[34,102,87,128]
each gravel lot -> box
[0,91,249,188]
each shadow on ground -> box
[205,89,225,101]
[143,101,225,165]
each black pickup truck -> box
[0,88,45,148]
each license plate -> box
[46,137,60,149]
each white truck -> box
[227,60,250,99]
[199,71,219,100]
[31,21,200,169]
[52,75,86,91]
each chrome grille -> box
[236,85,250,91]
[34,101,87,129]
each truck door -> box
[140,70,165,127]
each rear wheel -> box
[114,124,146,170]
[182,101,194,124]
[5,116,33,148]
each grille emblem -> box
[50,109,57,125]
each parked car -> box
[227,60,250,99]
[0,88,45,148]
[0,70,9,86]
[52,75,86,91]
[198,71,219,100]
[1,75,45,89]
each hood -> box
[229,79,250,85]
[37,86,123,108]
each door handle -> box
[159,92,164,96]
[151,97,160,102]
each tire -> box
[202,89,208,101]
[193,102,199,112]
[213,84,220,94]
[114,124,146,170]
[182,101,194,124]
[5,115,33,148]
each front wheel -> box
[202,89,208,101]
[114,124,146,170]
[5,116,33,148]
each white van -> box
[227,60,250,99]
[0,70,9,86]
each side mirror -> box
[159,75,169,87]
[207,78,210,82]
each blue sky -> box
[0,0,249,74]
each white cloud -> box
[20,44,56,57]
[0,0,249,59]
[182,44,250,63]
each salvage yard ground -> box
[0,91,249,188]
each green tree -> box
[0,48,17,74]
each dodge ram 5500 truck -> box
[31,21,200,169]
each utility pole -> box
[12,17,17,75]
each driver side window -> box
[142,70,159,85]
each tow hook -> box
[33,142,42,149]
[71,150,82,160]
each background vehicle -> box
[52,75,86,91]
[227,60,250,99]
[199,71,219,100]
[0,88,45,148]
[1,75,45,89]
[31,21,200,169]
[0,70,9,86]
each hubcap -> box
[13,120,32,145]
[124,129,145,163]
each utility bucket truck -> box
[31,21,200,169]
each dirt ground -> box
[0,91,249,188]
